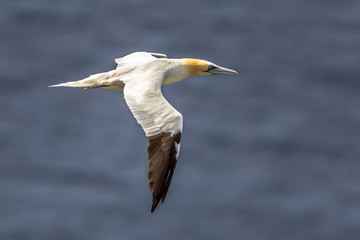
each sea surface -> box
[1,0,360,239]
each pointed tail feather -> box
[48,80,96,89]
[49,70,125,91]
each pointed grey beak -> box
[209,65,238,75]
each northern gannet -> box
[50,52,237,212]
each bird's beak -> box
[209,66,238,75]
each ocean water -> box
[1,0,360,239]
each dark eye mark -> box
[203,65,217,73]
[207,65,216,71]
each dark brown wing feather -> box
[147,131,181,213]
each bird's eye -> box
[207,65,216,71]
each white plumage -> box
[50,51,237,212]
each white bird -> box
[50,52,237,212]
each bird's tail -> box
[49,70,124,91]
[49,79,97,89]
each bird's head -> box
[183,59,238,76]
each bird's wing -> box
[147,131,181,212]
[149,52,167,58]
[115,52,167,66]
[124,80,182,212]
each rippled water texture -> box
[1,0,360,239]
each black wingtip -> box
[151,200,160,213]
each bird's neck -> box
[162,59,192,85]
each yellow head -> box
[184,59,238,76]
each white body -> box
[49,51,237,212]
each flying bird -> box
[50,52,237,212]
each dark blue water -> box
[1,0,360,239]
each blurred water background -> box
[1,0,360,239]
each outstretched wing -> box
[123,80,183,212]
[115,52,167,66]
[147,131,181,212]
